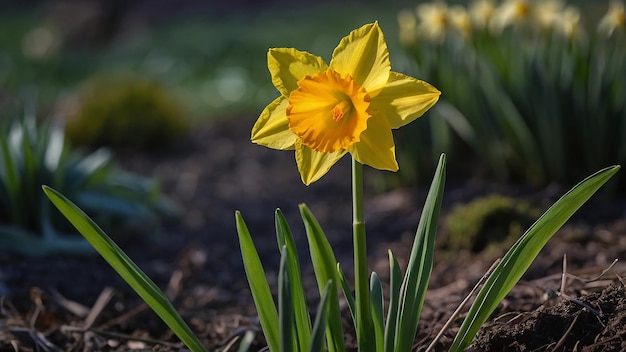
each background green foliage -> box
[0,104,178,256]
[0,4,403,118]
[64,72,188,151]
[3,2,622,193]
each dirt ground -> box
[1,117,625,351]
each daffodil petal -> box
[372,72,441,129]
[295,140,347,185]
[251,96,297,150]
[268,48,328,97]
[348,114,398,171]
[330,22,390,97]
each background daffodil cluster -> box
[394,0,626,192]
[398,0,626,44]
[251,22,440,185]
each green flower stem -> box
[352,157,373,351]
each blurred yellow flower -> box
[449,5,473,39]
[555,6,586,40]
[535,0,565,31]
[416,1,472,42]
[490,0,565,33]
[416,1,451,42]
[398,9,418,45]
[490,0,534,31]
[598,0,626,37]
[469,0,496,30]
[251,22,440,185]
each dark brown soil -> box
[1,117,625,351]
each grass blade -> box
[394,154,446,352]
[449,165,620,351]
[235,211,280,352]
[42,186,206,352]
[275,209,311,350]
[300,204,345,352]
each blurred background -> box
[0,0,411,118]
[2,0,622,183]
[0,0,624,255]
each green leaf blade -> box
[337,263,356,324]
[42,186,206,352]
[235,211,280,352]
[309,281,333,352]
[300,204,345,352]
[394,153,446,352]
[278,245,295,352]
[370,272,385,352]
[384,250,402,352]
[275,209,312,350]
[449,165,620,351]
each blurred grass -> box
[0,3,409,120]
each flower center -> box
[331,99,352,122]
[617,12,626,27]
[515,3,531,18]
[287,69,371,153]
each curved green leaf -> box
[309,281,332,352]
[300,204,345,352]
[370,272,384,352]
[43,186,206,352]
[235,211,280,352]
[278,245,295,352]
[449,165,620,351]
[394,153,446,352]
[275,209,312,350]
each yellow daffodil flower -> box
[535,0,565,31]
[251,22,440,185]
[414,1,471,43]
[490,0,564,33]
[555,6,586,41]
[416,1,452,43]
[598,0,626,37]
[449,5,473,39]
[489,0,534,32]
[398,9,418,45]
[470,0,496,30]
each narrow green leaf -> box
[370,272,384,352]
[337,263,356,323]
[42,186,206,352]
[21,129,38,211]
[309,281,332,352]
[1,136,21,224]
[44,125,64,171]
[236,330,257,352]
[449,165,620,351]
[275,209,311,350]
[300,204,345,352]
[394,154,446,352]
[278,246,294,352]
[384,250,402,352]
[235,211,280,352]
[481,69,543,181]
